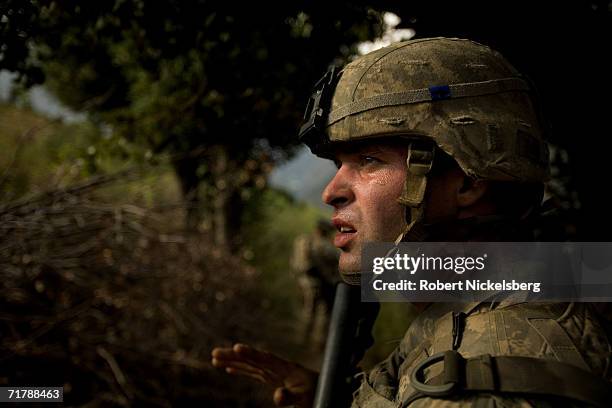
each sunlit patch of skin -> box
[373,169,394,186]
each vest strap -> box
[403,350,612,407]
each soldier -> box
[211,38,612,407]
[291,219,339,349]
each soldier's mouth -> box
[339,226,356,233]
[332,220,357,248]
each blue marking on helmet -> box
[429,85,451,101]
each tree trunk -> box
[210,146,249,250]
[172,157,201,231]
[173,146,245,249]
[211,146,229,248]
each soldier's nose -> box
[322,169,354,208]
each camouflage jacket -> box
[351,301,611,407]
[351,217,612,407]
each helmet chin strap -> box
[395,141,435,243]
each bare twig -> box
[97,346,133,401]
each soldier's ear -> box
[456,176,489,208]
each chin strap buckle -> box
[400,140,435,207]
[396,140,435,242]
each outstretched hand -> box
[211,343,318,407]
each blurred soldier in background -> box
[291,219,339,349]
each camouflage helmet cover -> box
[300,37,550,183]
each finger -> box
[211,347,238,360]
[213,357,277,384]
[215,345,283,384]
[233,346,285,383]
[222,361,268,378]
[233,343,285,372]
[211,353,240,365]
[273,387,299,407]
[225,366,267,383]
[226,361,280,385]
[213,346,277,378]
[212,347,259,367]
[212,357,248,369]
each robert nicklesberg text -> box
[372,279,542,293]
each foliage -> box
[0,103,173,204]
[1,0,385,238]
[0,105,355,404]
[0,103,94,199]
[0,171,303,406]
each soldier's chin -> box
[338,253,361,285]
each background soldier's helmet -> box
[299,37,550,239]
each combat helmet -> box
[299,37,550,241]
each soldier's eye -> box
[360,155,381,166]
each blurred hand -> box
[211,343,318,407]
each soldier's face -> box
[322,140,408,274]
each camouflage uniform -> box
[351,218,612,407]
[353,301,611,407]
